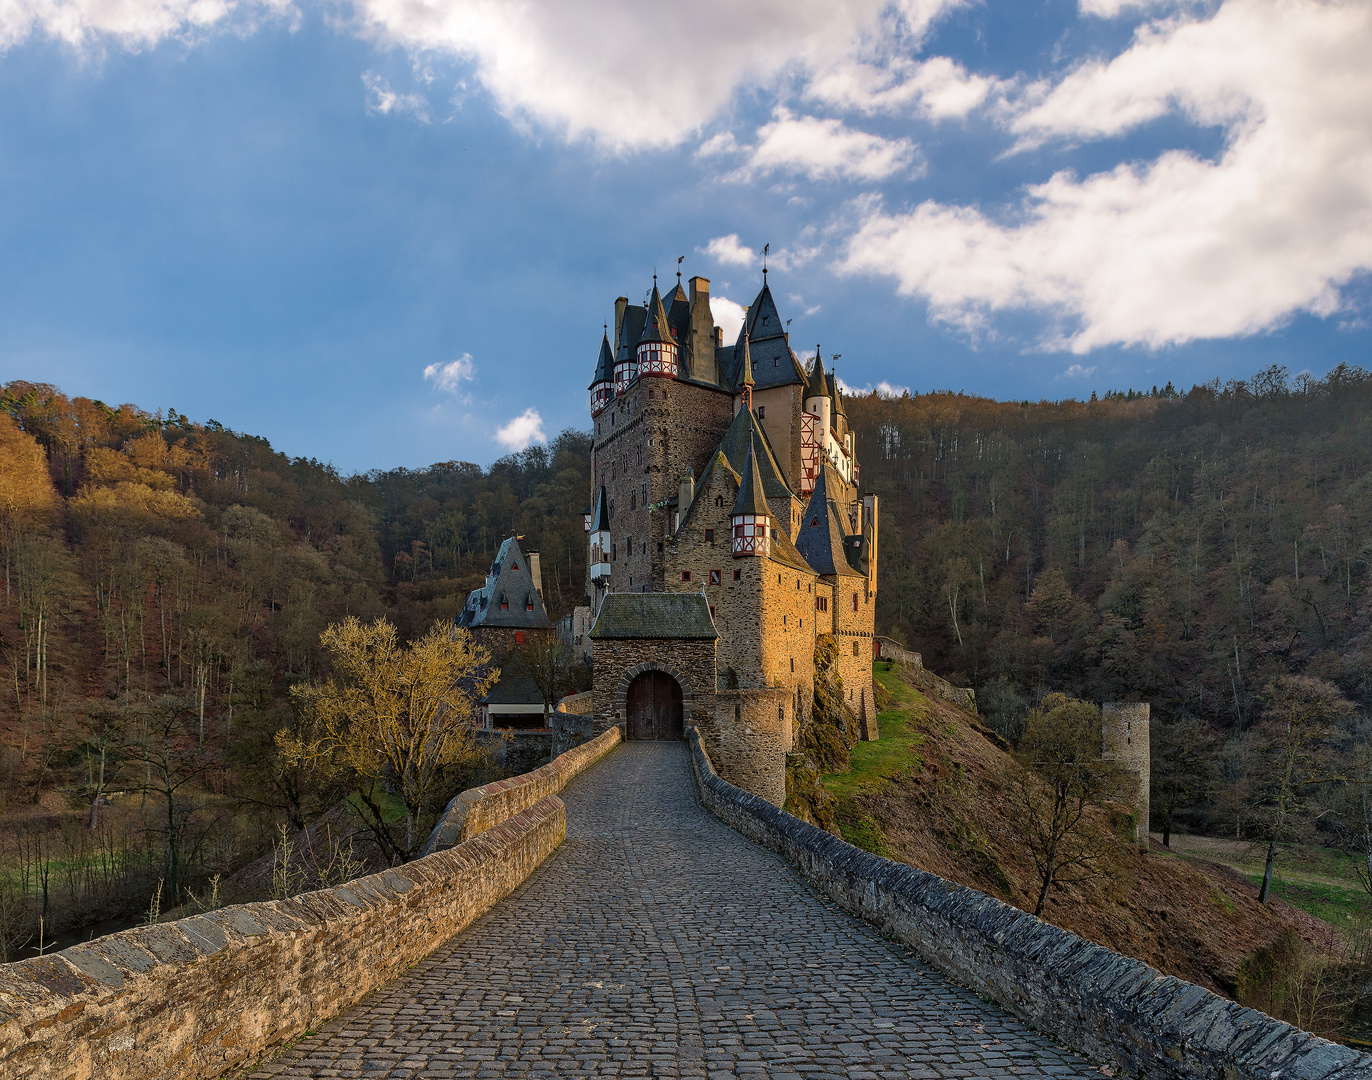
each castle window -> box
[811,517,819,527]
[663,391,669,400]
[630,493,636,510]
[682,570,691,582]
[515,631,524,645]
[526,600,534,611]
[710,605,717,618]
[709,569,721,585]
[500,596,508,610]
[649,389,654,398]
[756,406,765,419]
[704,528,714,542]
[853,641,860,657]
[511,560,519,570]
[733,569,741,581]
[715,495,724,508]
[790,657,795,672]
[852,592,859,611]
[779,705,785,721]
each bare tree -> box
[1013,693,1127,916]
[518,629,573,725]
[1251,675,1352,904]
[1152,714,1216,847]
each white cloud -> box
[696,132,740,159]
[0,0,288,51]
[700,235,756,268]
[836,376,911,398]
[363,71,430,121]
[423,352,475,398]
[710,296,747,343]
[807,55,998,119]
[1078,0,1197,15]
[1062,364,1097,378]
[494,407,546,452]
[745,109,920,183]
[348,0,965,150]
[842,0,1372,352]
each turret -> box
[589,486,611,583]
[805,349,832,446]
[636,281,678,379]
[589,330,614,417]
[731,438,771,558]
[737,331,755,414]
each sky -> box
[0,0,1369,473]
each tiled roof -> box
[483,654,546,706]
[795,464,864,578]
[718,406,792,500]
[455,537,554,630]
[590,592,719,640]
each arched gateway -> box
[625,670,683,741]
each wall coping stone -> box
[421,725,622,855]
[685,727,1372,1080]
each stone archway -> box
[615,661,694,740]
[624,671,683,740]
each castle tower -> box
[731,438,771,558]
[589,331,614,418]
[1102,702,1151,850]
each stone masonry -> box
[1102,702,1151,850]
[590,638,717,736]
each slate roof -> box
[678,449,740,533]
[726,281,805,390]
[738,332,754,388]
[732,438,770,517]
[589,332,614,390]
[795,464,864,578]
[455,537,554,630]
[616,305,646,362]
[590,486,610,532]
[637,284,674,347]
[717,406,793,500]
[807,351,831,401]
[483,653,545,707]
[590,592,719,640]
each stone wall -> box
[0,800,566,1080]
[874,640,976,713]
[422,726,622,855]
[591,637,717,735]
[704,688,790,806]
[685,728,1370,1080]
[0,732,626,1080]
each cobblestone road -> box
[252,742,1101,1079]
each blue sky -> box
[0,0,1368,472]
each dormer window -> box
[512,560,519,570]
[500,596,509,610]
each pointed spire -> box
[637,282,673,346]
[731,436,771,519]
[590,485,610,532]
[738,330,755,409]
[807,349,830,400]
[589,329,614,389]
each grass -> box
[1240,873,1370,927]
[821,663,929,826]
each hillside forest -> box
[3,362,1372,1000]
[0,380,588,957]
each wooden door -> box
[626,671,683,740]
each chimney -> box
[715,327,722,347]
[688,276,717,385]
[678,469,695,524]
[614,297,628,349]
[527,551,543,601]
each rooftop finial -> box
[761,242,769,280]
[677,254,684,283]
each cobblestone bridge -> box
[252,742,1100,1079]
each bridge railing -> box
[685,727,1371,1080]
[0,727,623,1080]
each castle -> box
[575,268,881,804]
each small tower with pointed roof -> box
[636,281,679,379]
[590,330,615,417]
[730,439,771,558]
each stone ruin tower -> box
[1102,702,1150,850]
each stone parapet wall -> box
[685,728,1372,1080]
[557,691,594,715]
[874,639,976,713]
[0,799,566,1080]
[422,726,621,855]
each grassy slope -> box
[821,661,1338,998]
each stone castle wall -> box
[1103,702,1151,849]
[685,728,1371,1080]
[833,584,876,739]
[703,688,791,807]
[590,637,717,735]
